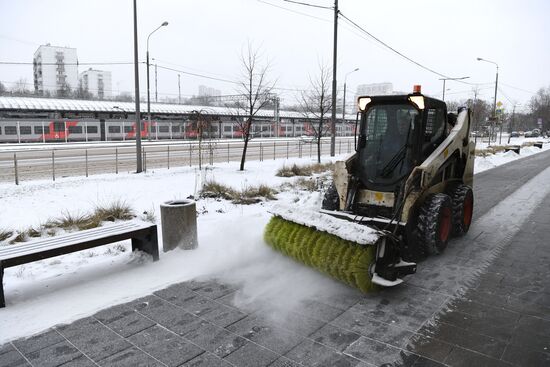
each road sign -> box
[497,101,503,107]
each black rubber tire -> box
[449,184,474,237]
[321,183,340,210]
[417,193,453,255]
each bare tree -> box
[12,78,31,95]
[0,81,6,95]
[529,85,550,131]
[299,64,333,163]
[233,43,276,171]
[192,110,218,170]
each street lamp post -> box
[132,0,142,173]
[147,21,168,141]
[342,68,359,124]
[477,58,499,144]
[438,76,469,101]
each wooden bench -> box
[504,145,521,154]
[0,221,159,307]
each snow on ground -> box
[0,139,549,343]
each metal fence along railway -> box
[0,137,355,184]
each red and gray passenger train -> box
[0,118,355,143]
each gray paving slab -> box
[181,319,247,358]
[285,339,362,367]
[226,314,305,355]
[25,340,82,367]
[98,347,164,366]
[223,341,279,367]
[0,349,30,367]
[128,325,204,367]
[12,329,64,355]
[343,336,418,366]
[181,352,233,367]
[55,317,132,361]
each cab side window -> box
[422,108,446,159]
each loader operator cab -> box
[355,86,448,194]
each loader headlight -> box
[408,96,425,110]
[357,97,371,111]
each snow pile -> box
[270,204,380,245]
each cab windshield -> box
[357,103,418,190]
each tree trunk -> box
[239,118,252,171]
[317,117,323,163]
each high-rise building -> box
[33,44,78,96]
[356,82,394,96]
[198,85,221,97]
[79,68,112,99]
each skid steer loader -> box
[265,86,475,290]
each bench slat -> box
[0,222,154,260]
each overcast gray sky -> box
[1,0,548,111]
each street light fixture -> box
[342,68,359,124]
[477,57,499,144]
[147,21,169,141]
[438,76,469,101]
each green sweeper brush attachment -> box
[264,206,415,292]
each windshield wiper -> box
[380,145,407,177]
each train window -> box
[20,126,32,135]
[34,126,50,134]
[53,122,65,132]
[108,126,121,133]
[224,126,232,132]
[68,126,82,134]
[159,126,169,133]
[171,125,180,132]
[5,126,17,135]
[124,125,133,133]
[87,125,98,134]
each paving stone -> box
[63,355,97,366]
[56,317,132,361]
[0,343,14,355]
[285,339,361,367]
[408,356,447,367]
[200,303,247,328]
[404,333,453,363]
[12,329,64,355]
[309,324,361,352]
[129,325,204,367]
[443,346,512,367]
[25,341,81,367]
[268,356,302,367]
[226,314,304,355]
[154,283,199,304]
[294,299,344,323]
[183,280,236,299]
[343,336,413,366]
[130,295,203,335]
[181,352,233,367]
[509,329,550,354]
[0,349,29,366]
[501,343,550,366]
[223,341,279,367]
[93,304,135,324]
[98,347,163,366]
[420,321,507,359]
[274,311,325,337]
[331,307,414,348]
[106,311,156,338]
[182,320,246,358]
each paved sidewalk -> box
[1,151,550,367]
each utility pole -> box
[330,0,338,156]
[155,63,158,103]
[132,0,142,173]
[178,74,181,104]
[472,87,479,143]
[508,104,516,144]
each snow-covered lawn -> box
[0,138,549,343]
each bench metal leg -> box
[132,227,159,261]
[0,264,5,308]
